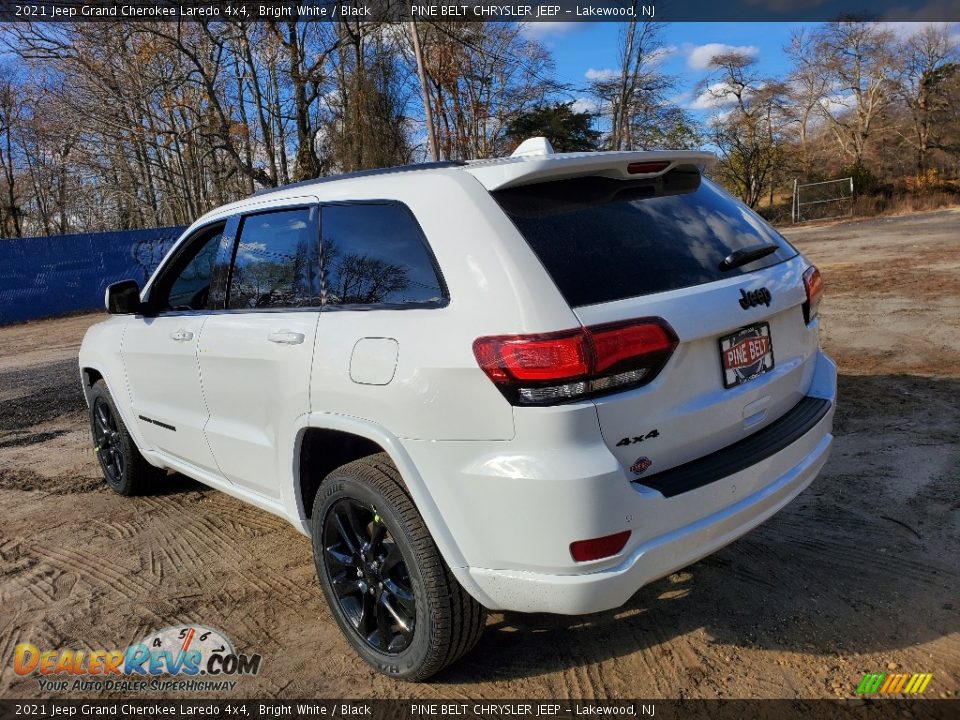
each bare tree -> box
[0,70,23,237]
[700,52,788,208]
[419,22,557,160]
[785,27,831,178]
[588,18,672,150]
[408,14,438,161]
[811,21,896,172]
[896,24,959,175]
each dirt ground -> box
[1,209,958,700]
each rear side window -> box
[493,173,797,308]
[320,202,445,306]
[228,207,321,309]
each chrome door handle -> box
[169,330,194,342]
[267,331,305,345]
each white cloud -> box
[819,92,855,116]
[878,20,959,40]
[649,45,679,65]
[519,22,581,40]
[571,97,602,114]
[688,82,740,111]
[667,90,693,107]
[585,67,619,82]
[687,43,759,70]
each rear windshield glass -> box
[492,171,797,308]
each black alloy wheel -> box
[310,454,486,680]
[322,498,416,654]
[92,396,125,487]
[87,379,163,496]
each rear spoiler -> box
[463,150,717,191]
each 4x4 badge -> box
[739,287,772,309]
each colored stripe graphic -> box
[857,674,886,694]
[910,674,933,694]
[857,672,932,694]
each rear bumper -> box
[448,351,836,615]
[467,414,831,614]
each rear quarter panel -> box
[307,169,582,442]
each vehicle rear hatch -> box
[485,156,821,491]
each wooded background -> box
[1,18,958,237]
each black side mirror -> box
[105,279,144,314]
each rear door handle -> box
[268,331,305,345]
[169,330,194,342]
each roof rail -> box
[251,161,467,197]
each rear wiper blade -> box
[719,243,780,271]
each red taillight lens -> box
[475,329,590,383]
[627,161,670,175]
[590,321,675,374]
[473,318,678,406]
[802,266,823,323]
[570,530,631,562]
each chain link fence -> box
[792,177,855,223]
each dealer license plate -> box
[719,323,775,389]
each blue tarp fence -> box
[0,226,186,326]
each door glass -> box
[228,207,321,309]
[164,227,225,311]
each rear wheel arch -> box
[293,419,469,572]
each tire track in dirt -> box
[32,542,145,599]
[1,558,56,607]
[769,530,956,587]
[92,518,139,542]
[132,496,246,590]
[133,492,316,614]
[213,503,288,533]
[645,607,687,697]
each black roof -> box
[251,161,467,198]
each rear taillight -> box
[570,530,631,562]
[473,318,678,406]
[802,266,823,323]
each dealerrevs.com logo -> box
[13,625,262,693]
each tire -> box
[311,453,486,681]
[88,379,163,496]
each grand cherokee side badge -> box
[739,287,772,309]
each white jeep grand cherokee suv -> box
[79,142,835,680]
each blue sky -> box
[527,22,809,117]
[528,21,960,122]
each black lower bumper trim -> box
[635,396,832,498]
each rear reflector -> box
[802,266,823,323]
[627,161,670,175]
[570,530,631,562]
[473,318,677,406]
